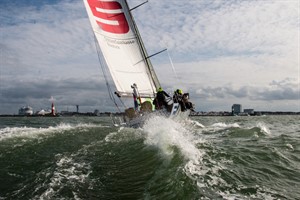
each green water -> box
[0,115,299,199]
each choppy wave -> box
[1,115,299,199]
[143,115,205,161]
[140,115,300,199]
[36,151,93,199]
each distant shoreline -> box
[0,111,299,117]
[190,111,300,116]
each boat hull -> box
[118,103,191,128]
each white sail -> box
[83,0,160,97]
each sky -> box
[0,0,299,114]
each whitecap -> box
[256,122,271,135]
[36,147,94,199]
[211,122,240,128]
[142,115,205,163]
[0,123,104,142]
[285,143,294,150]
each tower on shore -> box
[51,102,55,116]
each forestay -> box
[83,0,160,97]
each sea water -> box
[0,115,299,199]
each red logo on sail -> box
[87,0,129,34]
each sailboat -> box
[83,0,194,127]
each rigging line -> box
[146,49,167,60]
[166,49,178,80]
[133,49,167,65]
[114,92,127,108]
[93,34,122,112]
[105,1,149,20]
[129,1,148,11]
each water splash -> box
[141,116,284,198]
[142,115,205,163]
[256,122,271,135]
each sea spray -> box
[142,116,209,189]
[256,122,271,135]
[142,115,204,162]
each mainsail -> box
[83,0,160,98]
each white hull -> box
[116,103,190,128]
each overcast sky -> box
[0,0,299,114]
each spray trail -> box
[142,115,205,165]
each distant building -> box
[244,109,254,115]
[19,106,33,116]
[232,104,242,115]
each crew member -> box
[173,89,183,103]
[153,87,170,109]
[173,89,186,111]
[173,89,195,111]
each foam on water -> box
[1,116,298,199]
[35,144,94,199]
[211,122,240,128]
[142,115,205,163]
[104,126,143,143]
[256,122,271,135]
[198,122,241,136]
[185,119,205,128]
[140,115,233,197]
[142,116,286,198]
[285,143,294,150]
[0,123,105,141]
[38,155,91,199]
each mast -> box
[124,0,161,92]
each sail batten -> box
[83,0,159,98]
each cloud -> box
[195,78,298,101]
[191,78,299,111]
[1,0,96,77]
[255,78,299,101]
[133,0,298,61]
[0,0,299,113]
